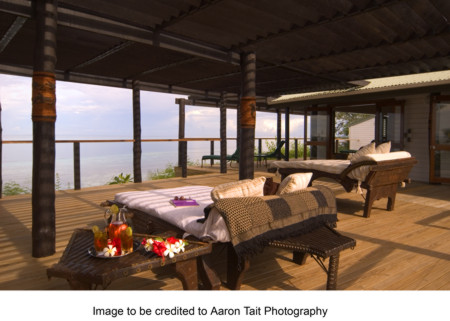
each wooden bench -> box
[269,225,356,290]
[226,225,356,290]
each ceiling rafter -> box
[154,0,225,32]
[232,0,401,51]
[68,41,133,72]
[0,0,241,65]
[0,16,27,54]
[128,57,201,79]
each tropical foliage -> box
[2,181,30,196]
[108,173,133,185]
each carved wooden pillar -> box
[220,93,227,174]
[32,0,58,257]
[132,80,142,183]
[239,52,256,180]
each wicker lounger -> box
[268,157,417,218]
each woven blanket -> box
[214,185,337,260]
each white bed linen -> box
[269,151,412,183]
[114,186,230,242]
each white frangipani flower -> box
[103,244,117,257]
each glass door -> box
[376,101,405,150]
[304,107,331,159]
[430,95,450,183]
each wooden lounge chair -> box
[201,149,239,167]
[254,140,285,167]
[103,181,351,290]
[268,151,417,218]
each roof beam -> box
[155,0,224,31]
[0,16,26,54]
[0,0,241,65]
[233,0,400,50]
[128,57,201,79]
[68,41,133,71]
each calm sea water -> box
[2,140,239,190]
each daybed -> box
[268,143,417,218]
[106,175,354,290]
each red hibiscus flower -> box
[166,236,179,244]
[152,240,167,257]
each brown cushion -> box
[263,177,280,195]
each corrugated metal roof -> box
[271,70,450,104]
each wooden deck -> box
[1,167,449,290]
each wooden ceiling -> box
[0,0,449,104]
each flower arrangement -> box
[141,236,187,259]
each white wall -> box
[401,94,430,183]
[348,118,375,150]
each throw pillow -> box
[263,177,280,195]
[211,177,266,202]
[375,141,391,154]
[276,172,313,195]
[350,142,376,164]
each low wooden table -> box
[47,229,212,290]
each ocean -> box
[2,140,239,191]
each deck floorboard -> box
[0,168,449,290]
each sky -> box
[0,74,305,142]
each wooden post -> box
[73,142,80,190]
[132,80,142,183]
[210,141,214,166]
[32,0,58,258]
[177,98,187,178]
[294,138,298,159]
[277,109,282,160]
[0,102,2,198]
[285,107,290,161]
[236,94,241,155]
[220,93,227,174]
[239,52,256,180]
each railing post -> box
[335,139,339,153]
[220,93,227,174]
[294,138,298,159]
[258,138,262,163]
[132,80,142,183]
[0,102,2,198]
[210,140,214,166]
[73,142,80,190]
[177,98,187,178]
[285,107,290,161]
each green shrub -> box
[108,173,133,185]
[148,163,176,180]
[265,139,309,159]
[3,181,30,196]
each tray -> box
[88,240,140,259]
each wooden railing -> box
[1,137,303,193]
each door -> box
[304,106,331,159]
[376,100,405,151]
[430,95,450,183]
